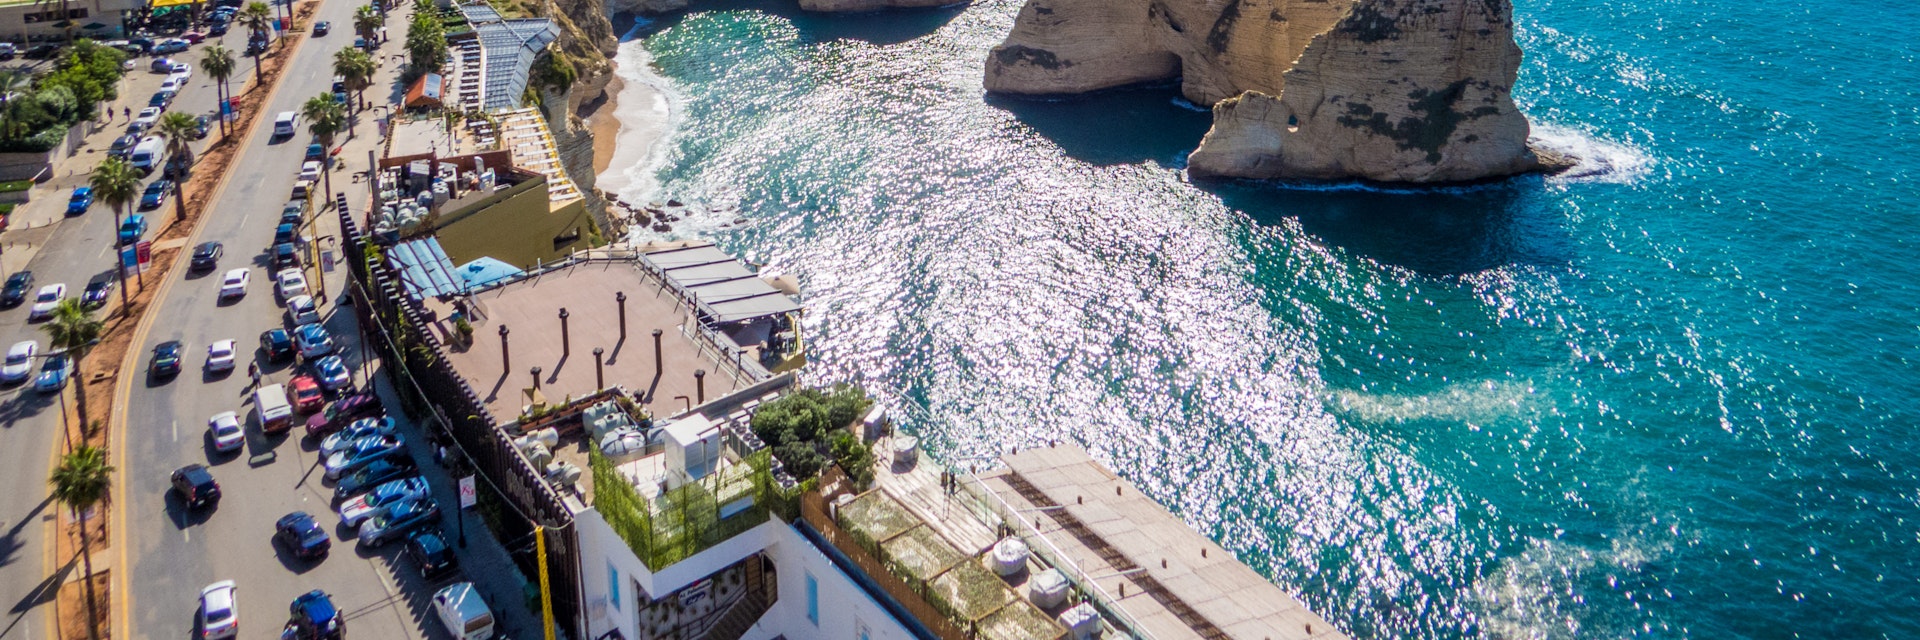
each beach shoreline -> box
[591,40,678,201]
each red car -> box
[290,375,324,413]
[180,32,206,44]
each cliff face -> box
[985,0,1548,183]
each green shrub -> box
[0,180,32,193]
[749,384,875,482]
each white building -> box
[0,0,141,42]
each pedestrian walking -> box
[247,362,260,386]
[123,106,130,120]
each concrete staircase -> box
[700,558,774,640]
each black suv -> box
[0,271,32,308]
[405,530,459,579]
[190,241,223,271]
[81,279,113,310]
[260,328,295,362]
[273,243,301,269]
[171,464,220,509]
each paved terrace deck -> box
[436,259,748,423]
[978,444,1350,640]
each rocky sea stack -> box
[984,0,1569,183]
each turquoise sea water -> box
[604,0,1920,636]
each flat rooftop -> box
[437,258,751,423]
[980,444,1350,640]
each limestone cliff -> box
[985,0,1553,183]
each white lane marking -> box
[170,420,177,442]
[182,527,189,543]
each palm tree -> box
[239,2,275,68]
[49,445,111,640]
[333,47,376,119]
[156,112,199,220]
[301,95,345,200]
[87,158,140,307]
[201,45,236,136]
[353,4,384,45]
[40,298,101,426]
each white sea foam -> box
[1530,123,1653,184]
[597,38,682,205]
[1328,379,1540,424]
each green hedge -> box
[0,180,34,193]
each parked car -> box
[260,328,295,362]
[205,339,237,372]
[147,90,175,109]
[198,580,239,639]
[324,434,406,479]
[1,341,36,383]
[168,61,192,77]
[0,43,16,60]
[274,222,300,245]
[159,76,186,93]
[353,36,367,50]
[407,530,460,579]
[152,38,190,54]
[28,283,65,321]
[294,323,333,358]
[319,417,394,456]
[207,20,230,36]
[22,44,60,60]
[305,143,325,162]
[339,476,431,527]
[305,393,382,437]
[66,187,93,215]
[150,340,183,378]
[281,201,306,226]
[431,582,495,640]
[172,463,221,508]
[130,107,162,133]
[208,411,245,452]
[117,214,149,245]
[150,57,177,73]
[0,271,30,308]
[333,460,417,503]
[273,242,300,269]
[299,161,322,182]
[313,356,350,391]
[139,179,174,210]
[275,268,308,299]
[190,241,223,271]
[81,279,113,309]
[288,590,344,640]
[275,511,332,559]
[357,497,439,546]
[179,31,205,44]
[287,294,320,325]
[218,268,249,299]
[33,354,68,392]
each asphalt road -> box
[0,24,272,640]
[114,3,464,638]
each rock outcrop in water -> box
[984,0,1559,183]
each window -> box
[608,562,620,611]
[805,572,819,625]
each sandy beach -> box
[591,42,678,200]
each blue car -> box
[66,187,92,215]
[33,354,68,392]
[289,590,344,639]
[275,511,332,559]
[313,355,350,391]
[139,180,173,210]
[117,215,148,246]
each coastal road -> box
[109,2,454,637]
[0,25,274,640]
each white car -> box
[168,61,191,76]
[198,580,238,639]
[286,294,320,325]
[1,340,37,383]
[160,77,185,93]
[133,106,162,129]
[319,417,395,456]
[28,283,65,320]
[205,339,237,372]
[298,160,322,183]
[337,476,430,526]
[275,268,308,300]
[207,411,244,452]
[218,269,249,299]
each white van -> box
[432,583,494,640]
[273,111,297,138]
[128,136,166,174]
[255,383,293,433]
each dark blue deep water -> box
[603,0,1920,636]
